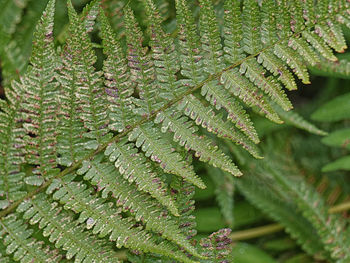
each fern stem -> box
[0,7,348,220]
[230,223,283,241]
[229,199,350,241]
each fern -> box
[1,0,350,262]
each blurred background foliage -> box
[0,0,350,262]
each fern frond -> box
[66,0,109,146]
[57,0,109,166]
[0,214,63,262]
[77,156,200,259]
[124,5,161,116]
[99,8,135,133]
[257,51,297,91]
[220,69,282,124]
[242,0,262,55]
[48,178,201,262]
[16,0,58,186]
[223,0,244,65]
[179,95,261,158]
[170,176,197,240]
[272,104,327,136]
[198,0,224,75]
[201,81,259,143]
[104,139,178,215]
[274,43,311,84]
[1,0,350,261]
[0,93,26,210]
[269,163,350,261]
[240,58,292,111]
[16,193,121,262]
[235,168,328,259]
[302,30,338,62]
[175,0,205,86]
[142,0,184,101]
[155,110,242,176]
[128,122,204,188]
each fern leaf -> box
[223,0,245,65]
[128,122,205,188]
[260,0,278,46]
[170,176,197,240]
[66,0,109,146]
[80,0,99,33]
[242,0,262,55]
[175,0,205,86]
[198,0,224,75]
[302,30,338,62]
[268,164,350,261]
[221,69,282,124]
[289,0,305,33]
[275,0,292,39]
[49,179,201,262]
[0,215,63,262]
[257,51,297,91]
[16,194,121,262]
[303,0,317,25]
[235,169,328,259]
[0,93,26,210]
[124,5,161,116]
[104,139,178,215]
[259,1,298,91]
[201,81,259,143]
[99,8,135,132]
[288,38,320,66]
[155,110,242,177]
[17,0,59,185]
[77,157,200,257]
[274,43,311,84]
[315,22,347,53]
[142,0,185,100]
[272,104,327,136]
[240,59,293,111]
[57,0,109,166]
[179,95,261,158]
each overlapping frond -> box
[267,158,350,261]
[15,0,58,186]
[47,176,201,262]
[0,92,26,209]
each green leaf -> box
[311,93,350,122]
[322,155,350,172]
[321,128,350,149]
